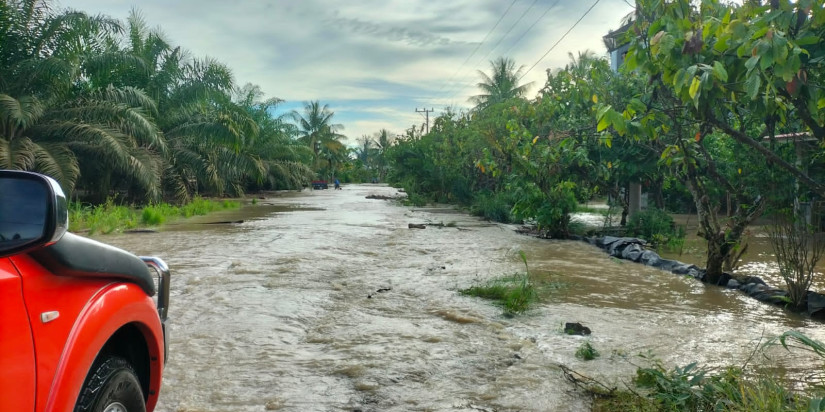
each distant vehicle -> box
[0,170,170,412]
[311,180,329,190]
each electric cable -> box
[500,0,563,58]
[519,0,601,81]
[442,0,540,103]
[436,0,519,95]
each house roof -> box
[603,21,633,52]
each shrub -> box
[470,190,515,223]
[625,208,684,248]
[511,180,579,238]
[141,207,165,225]
[767,211,825,308]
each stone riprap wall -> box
[584,236,825,319]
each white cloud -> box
[61,0,634,140]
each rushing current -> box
[97,184,825,412]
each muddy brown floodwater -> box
[97,184,825,412]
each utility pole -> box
[415,108,434,134]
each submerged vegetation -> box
[460,251,538,315]
[575,341,600,361]
[460,274,538,315]
[459,251,564,316]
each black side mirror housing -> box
[0,170,68,257]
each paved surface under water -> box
[98,184,825,412]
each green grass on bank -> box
[589,331,825,412]
[69,196,241,235]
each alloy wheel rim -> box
[103,401,128,412]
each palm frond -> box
[0,94,44,131]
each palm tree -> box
[0,1,164,199]
[469,57,532,111]
[355,135,374,164]
[290,101,344,158]
[109,11,261,200]
[373,129,394,181]
[233,83,314,190]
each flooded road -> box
[99,184,825,412]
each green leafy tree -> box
[598,0,825,281]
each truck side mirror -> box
[0,170,68,257]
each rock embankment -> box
[583,236,825,319]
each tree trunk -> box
[681,146,766,284]
[704,234,726,284]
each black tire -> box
[75,356,146,412]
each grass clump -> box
[575,341,600,361]
[69,196,240,234]
[69,199,139,235]
[460,275,537,315]
[459,251,540,315]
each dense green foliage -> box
[385,0,825,283]
[386,54,660,238]
[0,0,318,205]
[597,0,825,281]
[625,208,685,249]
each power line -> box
[442,0,540,102]
[500,0,562,58]
[474,0,539,65]
[436,0,519,95]
[519,0,601,81]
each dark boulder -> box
[564,322,591,336]
[688,268,707,281]
[807,291,825,319]
[600,236,621,248]
[751,289,789,305]
[606,237,646,257]
[710,272,731,286]
[672,264,692,275]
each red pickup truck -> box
[0,170,170,412]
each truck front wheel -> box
[75,356,146,412]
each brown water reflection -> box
[95,185,825,412]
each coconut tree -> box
[290,100,344,158]
[469,57,533,111]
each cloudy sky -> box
[59,0,634,144]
